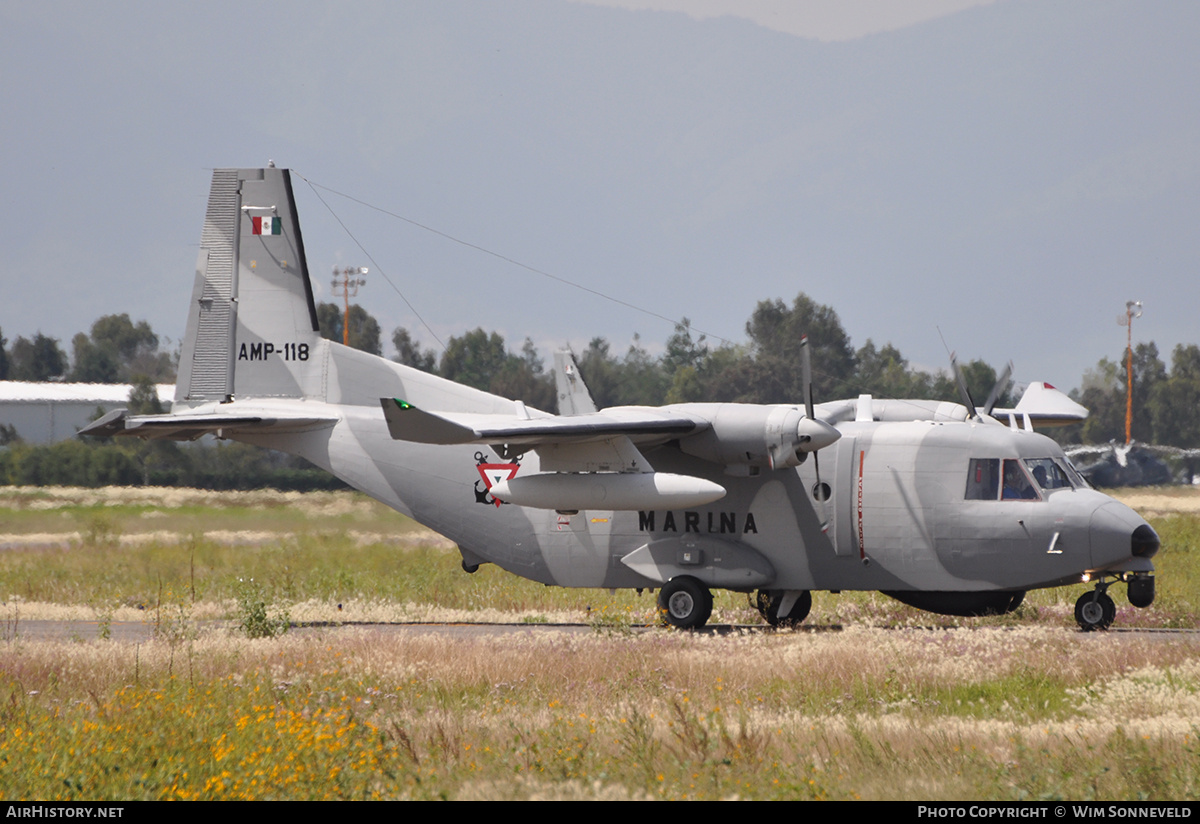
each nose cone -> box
[1090,501,1159,569]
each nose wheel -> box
[1074,589,1116,631]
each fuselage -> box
[236,390,1155,599]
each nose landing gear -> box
[1074,571,1155,631]
[1074,588,1116,631]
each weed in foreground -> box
[234,578,289,639]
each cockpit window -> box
[1002,459,1039,500]
[966,458,1050,501]
[1024,458,1073,491]
[1058,457,1089,489]
[965,458,999,500]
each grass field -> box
[1,485,1198,800]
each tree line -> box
[0,294,1011,407]
[2,292,1198,490]
[388,294,1015,414]
[1061,342,1200,448]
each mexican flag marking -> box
[252,216,281,235]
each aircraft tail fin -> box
[554,351,598,415]
[175,167,324,405]
[993,382,1089,428]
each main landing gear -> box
[655,582,816,630]
[657,576,713,630]
[755,589,812,628]
[1074,572,1155,631]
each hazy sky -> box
[1,0,1196,393]
[574,0,996,40]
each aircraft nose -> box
[1090,501,1158,568]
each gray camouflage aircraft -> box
[83,166,1160,631]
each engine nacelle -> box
[677,404,840,470]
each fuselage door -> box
[830,434,859,557]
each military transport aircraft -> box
[82,166,1159,632]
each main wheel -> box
[658,577,713,629]
[755,590,772,621]
[757,589,812,628]
[1075,591,1116,631]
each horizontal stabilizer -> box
[79,407,337,441]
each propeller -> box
[801,335,832,532]
[952,353,1014,421]
[950,351,978,420]
[982,361,1013,418]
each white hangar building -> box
[0,382,174,444]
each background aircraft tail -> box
[993,381,1089,428]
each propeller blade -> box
[951,351,978,420]
[801,334,815,421]
[982,361,1014,418]
[801,333,830,531]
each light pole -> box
[332,266,368,347]
[1120,300,1143,445]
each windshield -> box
[966,457,1078,500]
[1058,456,1090,489]
[1002,459,1039,500]
[1023,458,1073,492]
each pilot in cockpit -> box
[1002,460,1038,500]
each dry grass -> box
[2,625,1198,800]
[1,485,1199,799]
[1111,488,1200,518]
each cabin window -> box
[1002,459,1039,500]
[1023,458,1072,491]
[965,458,999,500]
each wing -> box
[380,398,731,510]
[379,398,704,447]
[380,397,705,474]
[378,351,839,511]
